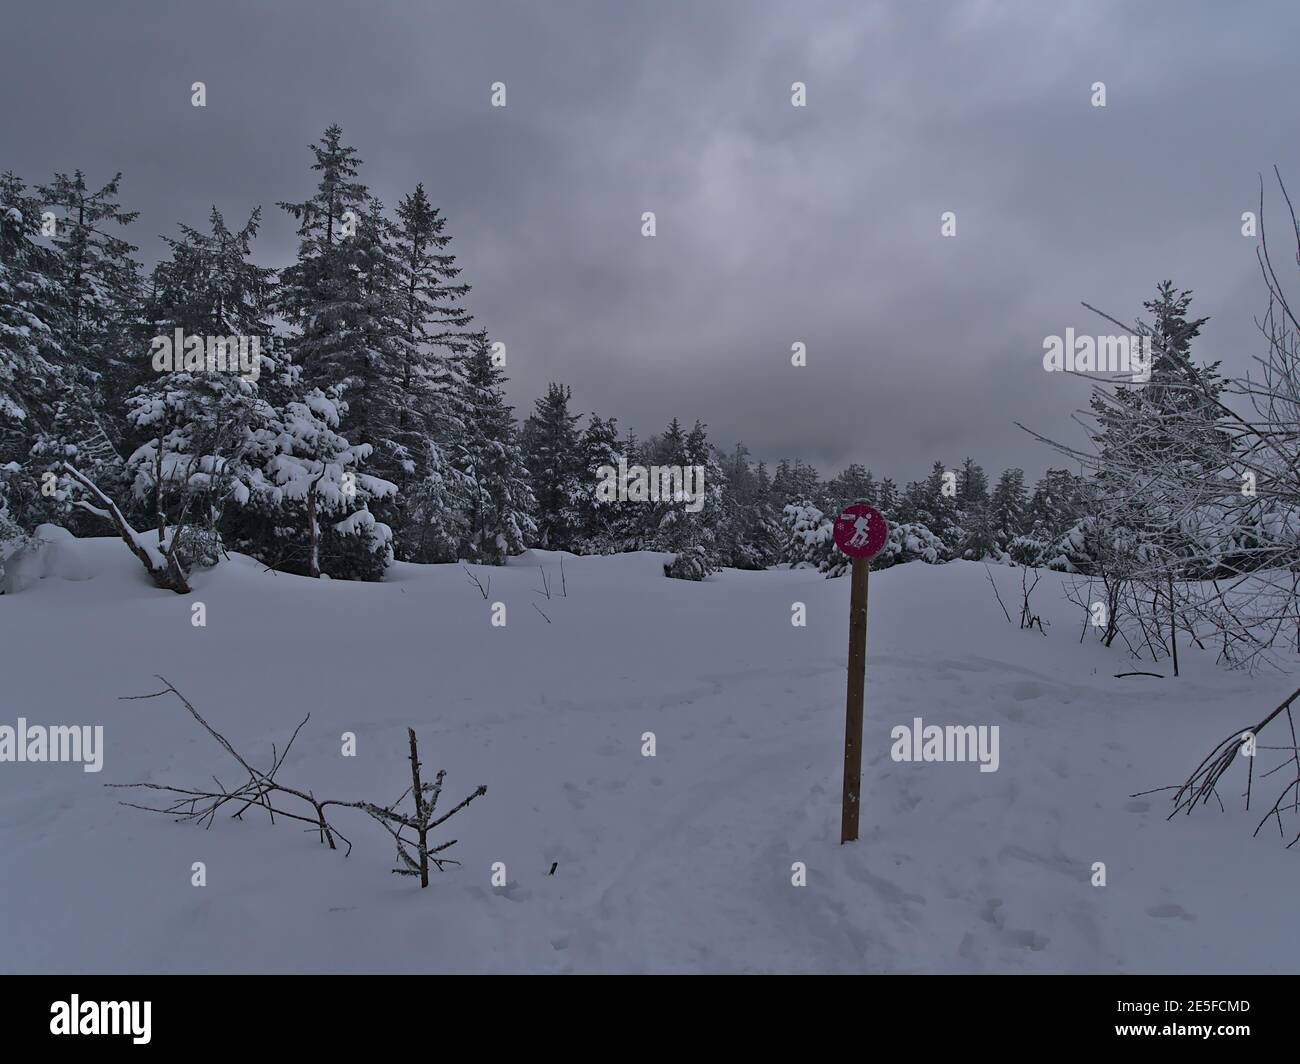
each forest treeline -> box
[2,129,1298,666]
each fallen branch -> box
[111,677,487,886]
[62,463,191,593]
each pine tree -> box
[989,468,1028,552]
[25,171,142,524]
[448,333,535,563]
[387,182,474,559]
[648,418,721,578]
[36,169,142,411]
[827,463,876,510]
[770,457,821,508]
[921,460,960,545]
[0,173,65,465]
[955,457,993,559]
[276,127,410,575]
[521,383,583,549]
[276,124,381,399]
[716,442,780,569]
[1027,468,1084,542]
[956,457,989,512]
[117,207,277,568]
[876,476,898,515]
[1086,281,1231,579]
[573,412,622,552]
[748,460,784,566]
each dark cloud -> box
[2,0,1296,484]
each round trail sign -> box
[833,502,888,560]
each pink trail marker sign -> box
[832,501,888,844]
[833,502,888,561]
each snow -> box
[0,539,1296,973]
[0,523,100,593]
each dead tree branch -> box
[1150,686,1300,846]
[110,677,487,886]
[984,565,1013,625]
[462,565,490,600]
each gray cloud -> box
[2,0,1296,485]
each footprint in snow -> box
[1009,681,1046,702]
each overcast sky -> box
[3,0,1297,485]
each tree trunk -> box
[62,463,191,594]
[1168,570,1179,677]
[408,728,429,888]
[307,476,322,579]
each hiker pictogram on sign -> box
[833,502,888,560]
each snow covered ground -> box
[0,537,1295,973]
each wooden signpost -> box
[832,502,889,844]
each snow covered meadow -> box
[1,534,1295,974]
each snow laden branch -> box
[61,462,192,593]
[108,677,486,886]
[1020,172,1300,669]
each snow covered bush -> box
[781,500,835,571]
[0,521,97,593]
[322,507,394,582]
[1006,534,1050,568]
[871,522,948,570]
[664,544,712,581]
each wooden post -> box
[841,557,869,843]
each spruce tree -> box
[575,412,623,552]
[956,457,989,512]
[660,419,722,579]
[276,124,380,399]
[1027,468,1084,542]
[27,171,142,521]
[36,170,142,411]
[955,457,993,559]
[119,207,277,568]
[989,468,1028,552]
[521,383,583,549]
[1086,281,1230,579]
[876,476,898,515]
[827,463,876,510]
[0,173,65,464]
[387,182,474,559]
[276,127,407,575]
[448,333,535,563]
